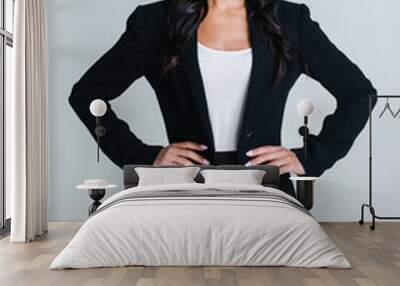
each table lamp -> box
[89,99,107,162]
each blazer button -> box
[246,130,253,138]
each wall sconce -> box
[297,99,314,169]
[89,99,107,162]
[290,99,319,210]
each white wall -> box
[47,0,400,222]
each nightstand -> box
[77,180,117,215]
[290,177,319,210]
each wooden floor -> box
[0,222,399,286]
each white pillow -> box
[200,169,266,185]
[135,167,201,186]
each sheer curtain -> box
[9,0,48,242]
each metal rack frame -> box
[359,95,400,230]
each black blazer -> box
[69,0,376,193]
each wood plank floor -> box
[0,222,399,286]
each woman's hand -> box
[246,146,305,175]
[154,142,209,166]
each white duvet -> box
[50,183,350,269]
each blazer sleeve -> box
[292,4,377,176]
[69,6,163,168]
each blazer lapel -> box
[180,34,215,149]
[239,4,275,141]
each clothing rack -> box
[359,95,400,230]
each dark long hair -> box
[163,0,291,85]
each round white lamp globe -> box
[298,99,314,116]
[90,99,107,117]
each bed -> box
[50,165,350,269]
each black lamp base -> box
[88,189,106,215]
[295,180,315,210]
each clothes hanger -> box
[378,98,395,118]
[394,106,400,119]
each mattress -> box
[50,183,350,269]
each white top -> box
[289,177,320,181]
[76,179,117,190]
[198,42,253,152]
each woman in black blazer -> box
[69,0,376,196]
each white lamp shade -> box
[89,99,107,117]
[298,99,314,116]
